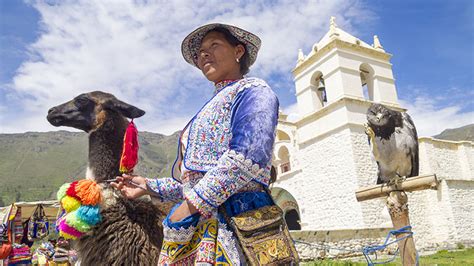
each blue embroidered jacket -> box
[146,77,279,217]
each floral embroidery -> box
[182,78,270,173]
[145,178,183,203]
[214,79,238,94]
[184,150,267,218]
[163,223,196,244]
[216,220,241,265]
[159,219,219,265]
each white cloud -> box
[2,0,372,134]
[400,97,474,137]
[282,102,301,122]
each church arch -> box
[277,145,291,173]
[360,63,375,101]
[276,129,291,141]
[271,187,301,230]
[310,71,327,108]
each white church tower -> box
[273,17,404,230]
[272,17,474,253]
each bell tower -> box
[293,16,399,117]
[273,17,404,230]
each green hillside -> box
[0,131,179,206]
[434,124,474,142]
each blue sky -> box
[0,0,472,136]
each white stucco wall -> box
[274,118,474,252]
[446,180,474,244]
[276,127,368,230]
[349,126,391,228]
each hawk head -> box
[366,103,402,138]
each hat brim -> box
[181,23,261,69]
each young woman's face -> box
[196,31,244,83]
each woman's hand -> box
[111,174,148,199]
[169,200,199,222]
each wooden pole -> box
[355,175,439,266]
[386,191,418,265]
[355,174,438,202]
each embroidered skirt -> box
[159,192,272,265]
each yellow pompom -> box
[61,195,81,213]
[59,231,78,240]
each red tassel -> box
[119,120,139,174]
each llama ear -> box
[104,99,145,119]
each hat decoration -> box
[56,180,102,240]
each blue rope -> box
[362,225,418,266]
[294,226,419,266]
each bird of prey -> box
[364,103,419,185]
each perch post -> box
[355,174,438,266]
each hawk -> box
[365,103,419,185]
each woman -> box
[113,23,280,265]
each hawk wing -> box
[403,112,419,177]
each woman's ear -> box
[235,44,245,61]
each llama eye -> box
[75,97,90,107]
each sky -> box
[0,0,472,137]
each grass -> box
[303,248,474,265]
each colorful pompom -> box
[57,178,103,237]
[76,179,102,205]
[66,181,80,199]
[61,195,81,213]
[76,205,102,225]
[58,219,83,239]
[57,183,70,201]
[65,211,91,232]
[59,231,77,240]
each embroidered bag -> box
[222,204,299,265]
[27,205,49,241]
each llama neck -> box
[88,116,128,182]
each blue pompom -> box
[76,205,102,225]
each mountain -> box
[0,131,179,206]
[433,124,474,142]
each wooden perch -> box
[355,174,438,202]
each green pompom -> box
[65,211,91,232]
[57,183,70,201]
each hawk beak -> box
[376,113,383,121]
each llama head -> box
[47,91,145,132]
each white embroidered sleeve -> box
[145,177,184,202]
[183,150,262,218]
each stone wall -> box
[291,228,396,261]
[275,127,366,230]
[349,126,391,228]
[274,124,474,257]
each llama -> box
[47,91,164,265]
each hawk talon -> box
[364,123,375,138]
[388,175,406,186]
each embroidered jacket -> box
[146,77,279,217]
